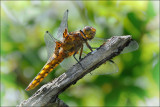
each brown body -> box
[25,28,91,91]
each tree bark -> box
[18,35,133,107]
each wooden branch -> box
[18,35,132,107]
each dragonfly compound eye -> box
[83,26,96,40]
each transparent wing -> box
[55,10,68,41]
[60,51,86,70]
[44,31,56,59]
[84,37,139,55]
[89,61,119,75]
[44,10,69,59]
[83,37,108,54]
[121,40,139,54]
[60,56,77,70]
[60,56,118,75]
[88,37,107,47]
[84,37,118,75]
[86,38,138,75]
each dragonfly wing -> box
[60,50,87,70]
[88,60,119,75]
[60,51,118,76]
[83,37,108,54]
[88,37,108,46]
[55,10,69,41]
[83,37,119,75]
[121,40,139,54]
[85,37,139,54]
[44,31,56,59]
[60,56,77,70]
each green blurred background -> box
[1,1,159,106]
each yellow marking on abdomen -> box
[45,65,50,69]
[25,56,64,91]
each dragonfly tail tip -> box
[25,88,29,91]
[25,86,31,91]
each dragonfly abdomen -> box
[25,54,64,91]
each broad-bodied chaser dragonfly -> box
[26,10,138,91]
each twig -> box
[18,35,132,107]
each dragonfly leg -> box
[73,52,85,70]
[91,47,98,49]
[109,59,114,63]
[79,45,83,60]
[85,41,93,52]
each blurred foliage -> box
[1,1,159,106]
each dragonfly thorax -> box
[82,26,96,40]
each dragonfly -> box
[26,10,139,91]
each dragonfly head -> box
[83,26,96,40]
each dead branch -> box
[18,35,132,107]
